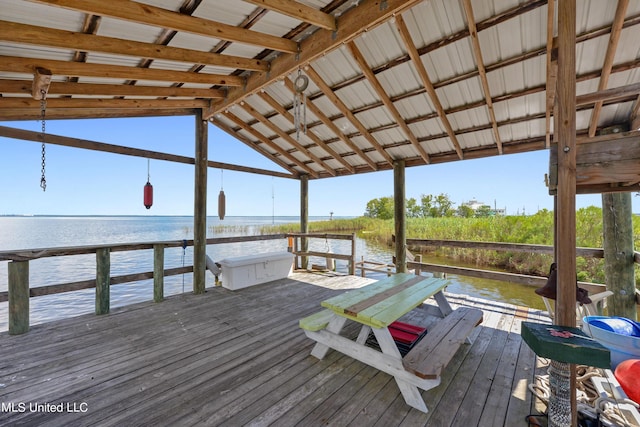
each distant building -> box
[461,198,505,216]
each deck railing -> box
[1,232,356,335]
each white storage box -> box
[219,251,293,290]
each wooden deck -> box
[0,272,549,426]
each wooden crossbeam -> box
[0,98,209,110]
[30,0,298,54]
[0,21,269,73]
[244,0,336,31]
[0,56,244,87]
[347,41,430,164]
[395,15,464,160]
[632,94,640,130]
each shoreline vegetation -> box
[259,207,640,286]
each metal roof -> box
[1,0,639,180]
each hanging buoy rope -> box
[144,159,153,209]
[40,89,47,191]
[218,169,226,220]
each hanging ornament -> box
[39,89,47,191]
[293,69,308,140]
[144,159,153,209]
[218,170,226,220]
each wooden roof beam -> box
[210,0,423,115]
[257,90,356,174]
[1,56,243,87]
[0,108,196,121]
[0,80,225,99]
[32,67,52,100]
[282,78,378,171]
[240,101,334,176]
[588,0,629,137]
[395,15,464,160]
[0,98,210,110]
[462,0,503,155]
[29,0,298,54]
[222,110,318,178]
[347,41,431,164]
[0,124,294,179]
[631,94,640,130]
[576,81,640,106]
[0,21,269,73]
[244,0,336,31]
[305,65,394,167]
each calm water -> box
[0,216,544,332]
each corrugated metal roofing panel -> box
[312,49,361,87]
[394,93,435,120]
[351,22,406,69]
[85,52,145,68]
[96,17,163,43]
[168,32,224,54]
[436,76,485,110]
[457,129,495,149]
[250,11,305,38]
[377,62,423,100]
[147,59,197,72]
[448,104,490,132]
[0,43,74,63]
[402,0,467,47]
[2,0,85,30]
[423,38,477,84]
[192,1,257,26]
[335,80,380,111]
[420,136,453,155]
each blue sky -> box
[0,115,636,217]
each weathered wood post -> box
[394,160,406,273]
[300,174,309,270]
[154,243,164,303]
[96,247,110,315]
[8,260,29,335]
[193,110,208,294]
[349,233,356,275]
[602,192,636,320]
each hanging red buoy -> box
[218,189,225,220]
[144,181,153,209]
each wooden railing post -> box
[414,254,422,276]
[8,260,29,335]
[96,248,110,315]
[154,244,164,302]
[349,233,356,275]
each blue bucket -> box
[583,316,640,369]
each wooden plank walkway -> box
[0,272,550,426]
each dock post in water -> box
[8,260,29,335]
[96,247,110,315]
[154,244,164,302]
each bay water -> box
[0,216,543,332]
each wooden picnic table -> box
[300,273,483,413]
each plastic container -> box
[219,251,293,290]
[583,316,640,369]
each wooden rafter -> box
[1,56,244,87]
[68,13,101,84]
[240,101,335,176]
[395,15,464,160]
[221,111,308,177]
[282,78,378,171]
[0,21,269,73]
[576,81,640,106]
[244,0,336,31]
[347,41,430,164]
[462,0,502,155]
[29,0,298,54]
[211,0,423,115]
[588,0,630,137]
[257,91,356,174]
[0,108,196,121]
[209,119,298,178]
[0,80,225,99]
[0,98,210,110]
[305,65,394,167]
[545,0,556,148]
[632,94,640,130]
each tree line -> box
[364,193,496,219]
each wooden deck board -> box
[0,272,547,426]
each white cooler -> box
[219,251,293,290]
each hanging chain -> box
[40,89,47,191]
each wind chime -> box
[218,170,226,220]
[143,159,153,209]
[293,69,309,140]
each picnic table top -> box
[321,273,449,328]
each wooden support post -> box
[8,261,29,335]
[193,110,207,294]
[394,160,406,273]
[349,232,356,275]
[555,1,578,425]
[153,244,164,303]
[96,247,110,315]
[602,192,637,320]
[300,174,309,270]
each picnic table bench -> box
[299,273,483,413]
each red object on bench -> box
[389,321,427,345]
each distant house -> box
[461,199,505,216]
